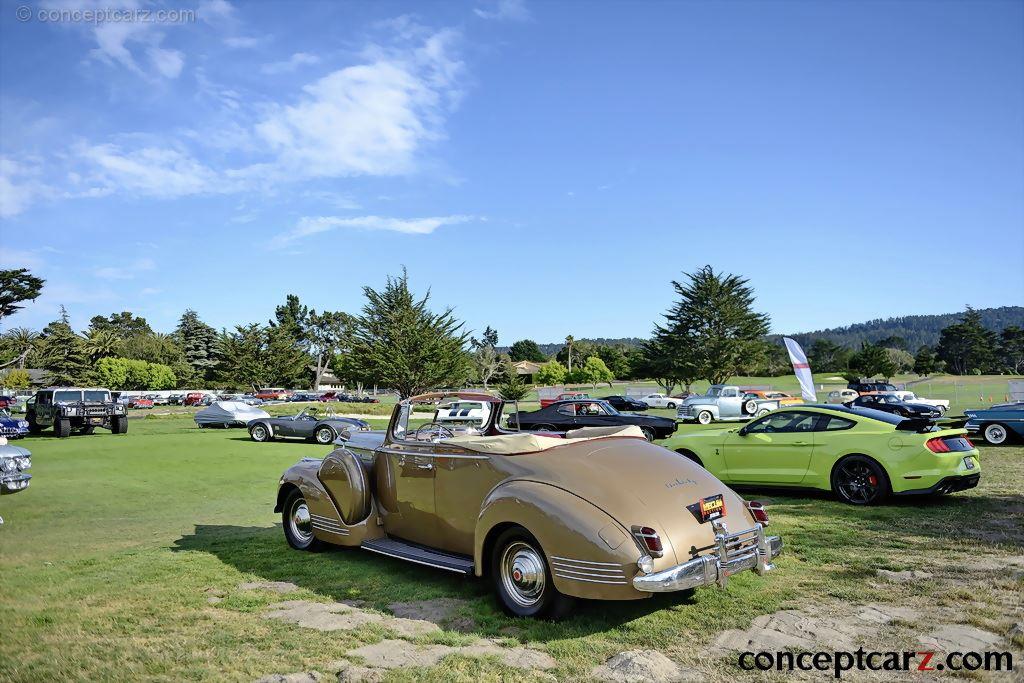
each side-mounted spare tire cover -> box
[318,448,372,525]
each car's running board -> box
[361,537,475,574]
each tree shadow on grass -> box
[171,524,702,641]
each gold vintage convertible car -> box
[275,392,783,618]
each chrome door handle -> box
[416,462,434,470]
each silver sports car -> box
[247,408,369,444]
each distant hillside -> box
[778,306,1024,350]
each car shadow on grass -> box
[736,486,1024,551]
[171,523,703,640]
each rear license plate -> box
[698,494,726,522]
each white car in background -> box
[639,393,679,409]
[434,400,491,427]
[826,389,859,404]
[891,390,949,413]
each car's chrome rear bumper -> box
[632,522,782,593]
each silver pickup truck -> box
[676,385,793,424]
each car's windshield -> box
[903,393,917,400]
[706,387,722,397]
[54,390,82,403]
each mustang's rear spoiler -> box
[895,416,968,433]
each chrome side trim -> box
[379,447,490,461]
[550,562,626,577]
[549,556,622,567]
[310,513,349,535]
[553,572,629,585]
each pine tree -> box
[38,306,88,385]
[349,270,471,398]
[936,308,997,375]
[657,265,771,385]
[174,310,218,383]
[508,339,546,362]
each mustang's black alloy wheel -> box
[831,455,890,505]
[282,489,323,551]
[491,526,573,619]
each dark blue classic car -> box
[965,402,1024,445]
[0,409,30,439]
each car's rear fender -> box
[475,480,647,600]
[883,428,981,493]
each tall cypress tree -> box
[174,309,218,383]
[349,270,471,398]
[936,307,997,374]
[38,306,88,385]
[658,265,771,385]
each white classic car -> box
[890,391,949,413]
[638,393,679,409]
[826,389,860,404]
[434,400,491,427]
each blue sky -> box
[1,0,1022,344]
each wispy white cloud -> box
[0,156,51,218]
[10,18,467,214]
[94,257,156,280]
[272,214,477,246]
[41,0,188,80]
[474,0,531,21]
[261,52,320,75]
[252,26,463,179]
[76,144,227,198]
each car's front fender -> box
[474,480,646,600]
[686,402,720,417]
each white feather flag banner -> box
[783,337,817,402]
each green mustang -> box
[661,405,980,505]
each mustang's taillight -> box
[631,525,664,557]
[746,500,769,526]
[926,437,951,453]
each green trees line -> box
[0,266,1021,396]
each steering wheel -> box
[413,422,455,441]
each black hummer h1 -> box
[26,387,128,438]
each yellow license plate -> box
[699,494,726,522]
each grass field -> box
[1,415,1021,681]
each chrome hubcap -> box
[698,412,711,424]
[253,426,266,440]
[289,500,313,543]
[500,541,545,607]
[317,429,332,443]
[986,425,1006,443]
